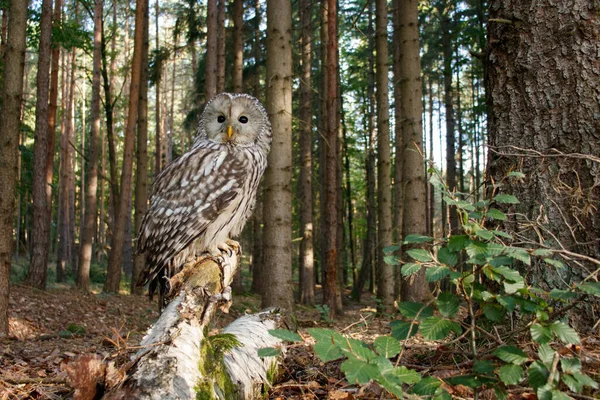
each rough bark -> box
[216,0,226,93]
[486,0,600,297]
[28,0,54,289]
[0,0,28,336]
[250,191,264,295]
[77,0,103,292]
[262,0,294,311]
[298,0,314,306]
[205,0,218,101]
[132,1,149,295]
[232,0,243,93]
[104,0,147,293]
[398,0,430,303]
[375,0,394,308]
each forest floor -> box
[1,284,599,399]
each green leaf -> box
[493,384,509,400]
[466,241,488,258]
[494,346,529,365]
[486,208,508,221]
[507,171,525,178]
[570,371,598,390]
[549,390,571,400]
[344,338,377,361]
[533,249,553,257]
[384,255,402,265]
[528,361,549,390]
[492,230,514,239]
[426,265,450,282]
[390,321,418,340]
[412,376,442,396]
[497,295,517,313]
[550,321,580,344]
[406,249,433,262]
[437,292,460,318]
[538,344,555,366]
[257,347,281,357]
[398,302,433,320]
[504,280,525,294]
[498,364,524,385]
[307,328,345,344]
[491,265,522,282]
[432,388,452,400]
[483,303,505,322]
[578,282,600,296]
[268,329,302,342]
[383,244,401,254]
[448,235,469,252]
[473,360,496,375]
[562,374,583,393]
[341,356,380,385]
[403,234,434,244]
[401,263,421,277]
[392,366,421,384]
[419,317,461,340]
[506,247,531,265]
[549,289,578,300]
[313,340,343,362]
[494,194,520,204]
[437,247,457,266]
[544,258,565,269]
[531,324,553,344]
[560,357,581,374]
[536,383,553,400]
[373,336,401,358]
[476,229,494,241]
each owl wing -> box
[136,146,245,287]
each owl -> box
[136,92,271,305]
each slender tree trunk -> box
[104,0,147,293]
[78,0,103,292]
[375,0,393,308]
[153,0,164,175]
[250,192,264,294]
[262,0,293,311]
[0,0,29,336]
[398,0,429,303]
[318,1,328,290]
[486,0,600,295]
[456,53,465,193]
[427,77,434,235]
[28,0,54,289]
[205,0,218,101]
[231,0,243,93]
[216,0,226,93]
[0,7,7,57]
[133,2,149,295]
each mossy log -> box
[101,245,283,400]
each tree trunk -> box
[261,0,293,311]
[28,0,54,289]
[77,0,103,292]
[205,0,218,102]
[250,191,264,295]
[231,0,243,93]
[104,0,147,293]
[486,0,600,297]
[132,0,149,295]
[153,0,164,175]
[297,0,314,306]
[375,0,394,309]
[0,0,28,337]
[398,0,429,303]
[216,0,226,93]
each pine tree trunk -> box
[297,0,314,305]
[216,0,226,93]
[153,0,164,175]
[28,0,54,289]
[232,0,243,93]
[132,3,149,295]
[104,0,147,293]
[375,0,393,308]
[205,0,218,101]
[398,0,429,303]
[0,0,28,336]
[486,0,600,295]
[262,0,293,310]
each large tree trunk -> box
[298,0,314,306]
[216,0,226,93]
[398,0,429,303]
[261,0,294,310]
[0,0,28,337]
[28,0,54,289]
[231,0,243,93]
[78,0,103,292]
[486,0,600,297]
[153,0,164,175]
[132,0,149,295]
[375,0,394,308]
[104,0,147,293]
[205,0,218,102]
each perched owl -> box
[136,93,271,304]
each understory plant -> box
[265,168,599,399]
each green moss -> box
[195,334,239,399]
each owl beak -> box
[227,125,233,139]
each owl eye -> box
[238,116,248,124]
[217,115,226,123]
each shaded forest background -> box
[0,0,598,334]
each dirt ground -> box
[1,285,599,399]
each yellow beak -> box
[227,125,233,138]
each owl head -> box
[195,92,271,152]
